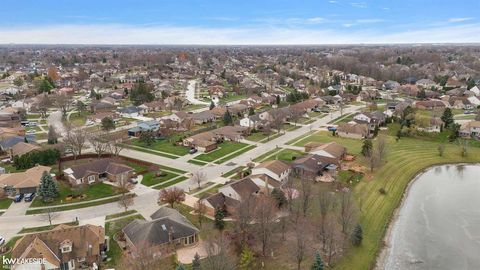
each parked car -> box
[24,193,35,202]
[28,121,38,126]
[188,148,198,154]
[13,194,24,203]
[327,126,337,131]
[130,177,139,184]
[0,236,5,246]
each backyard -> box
[287,130,480,270]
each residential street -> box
[0,105,362,242]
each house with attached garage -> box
[0,165,51,195]
[63,158,134,186]
[352,111,386,131]
[128,120,160,137]
[305,141,347,166]
[10,224,106,270]
[459,121,480,138]
[250,160,291,191]
[123,207,199,258]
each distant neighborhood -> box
[0,45,480,270]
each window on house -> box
[61,245,72,253]
[87,175,96,184]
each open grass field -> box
[30,182,121,207]
[292,130,480,270]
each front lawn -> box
[141,171,178,187]
[262,148,305,162]
[246,132,268,142]
[0,198,13,209]
[30,182,121,207]
[131,138,190,156]
[152,176,189,190]
[194,141,249,162]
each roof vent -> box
[161,224,167,231]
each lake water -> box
[385,164,480,270]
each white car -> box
[0,236,5,246]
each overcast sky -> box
[1,0,479,44]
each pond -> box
[384,164,480,270]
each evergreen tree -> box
[209,101,215,110]
[311,252,324,270]
[192,252,201,270]
[101,117,115,131]
[38,171,59,202]
[441,108,454,128]
[214,206,225,230]
[361,139,373,157]
[239,246,256,270]
[271,187,287,208]
[248,107,255,116]
[24,136,28,143]
[416,89,426,100]
[223,110,233,126]
[176,264,186,270]
[139,130,155,146]
[276,95,281,105]
[351,224,363,246]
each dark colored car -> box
[189,148,198,154]
[24,193,35,202]
[13,194,24,203]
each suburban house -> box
[203,178,260,216]
[239,114,263,129]
[90,101,117,113]
[9,141,41,158]
[305,141,347,165]
[63,158,134,186]
[117,106,142,118]
[337,122,370,139]
[417,117,443,133]
[415,100,446,110]
[183,126,249,152]
[123,207,199,258]
[291,154,329,180]
[352,111,386,131]
[459,121,480,138]
[128,120,160,137]
[191,111,216,124]
[0,165,51,195]
[0,111,21,128]
[250,160,291,190]
[10,224,106,270]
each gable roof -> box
[12,224,105,265]
[64,158,133,179]
[10,142,41,157]
[0,165,51,189]
[255,160,291,176]
[310,142,346,158]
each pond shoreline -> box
[374,162,480,270]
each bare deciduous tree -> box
[117,177,134,212]
[191,170,207,189]
[63,126,87,160]
[203,233,236,270]
[42,207,59,226]
[293,217,308,270]
[194,198,207,228]
[233,193,255,248]
[54,93,72,117]
[88,132,110,158]
[158,187,185,208]
[254,196,278,257]
[338,189,357,234]
[319,190,336,249]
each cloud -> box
[0,23,479,45]
[328,0,338,3]
[448,17,473,23]
[350,2,367,8]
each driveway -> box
[2,200,31,217]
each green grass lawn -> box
[194,141,249,162]
[223,166,246,178]
[0,198,12,209]
[68,111,91,126]
[294,131,480,270]
[141,171,178,187]
[188,159,208,166]
[214,144,256,164]
[246,132,268,142]
[338,170,364,187]
[252,148,283,162]
[262,148,305,162]
[105,210,138,220]
[18,221,79,234]
[152,176,189,190]
[131,138,190,156]
[30,182,121,207]
[26,195,131,215]
[104,214,145,268]
[220,93,247,103]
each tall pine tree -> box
[351,224,363,246]
[38,171,59,202]
[214,206,225,230]
[239,246,256,270]
[192,252,201,270]
[311,252,324,270]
